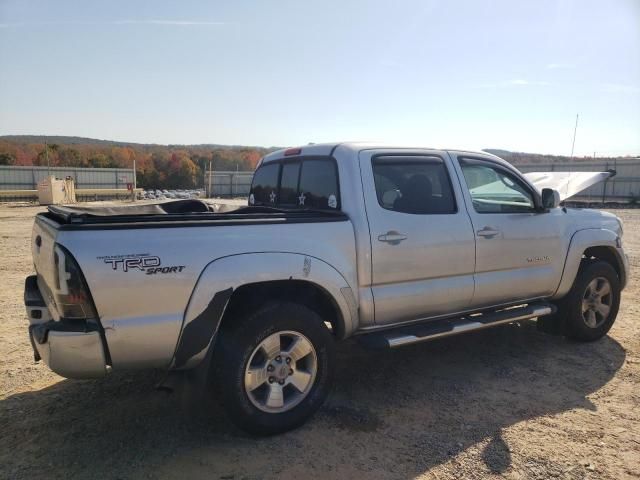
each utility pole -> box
[45,140,50,177]
[132,158,137,202]
[570,114,579,160]
[208,159,213,198]
[566,114,579,200]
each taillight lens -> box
[53,244,98,319]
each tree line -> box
[2,138,634,189]
[483,149,635,165]
[0,139,271,189]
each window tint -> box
[250,163,279,205]
[279,161,300,206]
[372,156,456,214]
[298,160,340,209]
[460,160,535,213]
[249,157,340,210]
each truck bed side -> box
[32,212,357,372]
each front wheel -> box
[559,260,621,342]
[213,302,335,435]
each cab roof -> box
[261,142,509,168]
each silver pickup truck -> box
[24,142,629,434]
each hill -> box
[482,148,637,165]
[0,135,277,189]
[0,135,276,150]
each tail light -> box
[53,244,98,319]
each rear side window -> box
[250,163,280,205]
[372,156,456,214]
[249,157,340,210]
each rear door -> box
[359,150,476,325]
[452,155,567,307]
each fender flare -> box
[553,228,625,299]
[171,252,357,369]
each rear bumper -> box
[25,275,110,379]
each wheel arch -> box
[582,245,623,280]
[170,252,357,370]
[553,228,626,299]
[222,279,347,338]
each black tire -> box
[213,302,335,435]
[557,260,621,342]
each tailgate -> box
[31,214,61,319]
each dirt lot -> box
[0,204,638,480]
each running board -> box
[357,303,556,349]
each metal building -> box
[0,165,135,201]
[3,159,640,203]
[204,171,254,198]
[516,158,640,203]
[205,159,640,203]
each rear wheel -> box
[558,260,621,341]
[213,302,335,435]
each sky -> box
[0,0,638,156]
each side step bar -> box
[358,303,556,349]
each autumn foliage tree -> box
[0,137,273,189]
[0,152,16,165]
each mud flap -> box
[157,287,234,393]
[28,325,42,362]
[173,287,233,369]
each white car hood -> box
[523,171,614,201]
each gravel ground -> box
[0,204,638,479]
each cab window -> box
[372,156,457,214]
[298,159,340,209]
[249,157,340,210]
[460,159,535,213]
[250,163,280,205]
[278,161,301,207]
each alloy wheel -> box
[244,330,318,413]
[581,277,612,328]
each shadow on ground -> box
[0,321,625,479]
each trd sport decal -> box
[97,253,186,275]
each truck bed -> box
[43,200,348,229]
[30,197,357,373]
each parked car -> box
[24,143,628,434]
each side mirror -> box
[541,188,561,209]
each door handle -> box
[378,231,408,244]
[477,227,500,238]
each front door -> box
[452,155,567,307]
[360,150,476,325]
